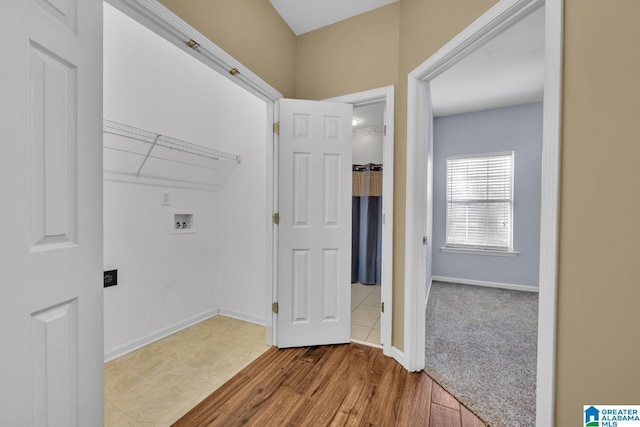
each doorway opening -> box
[350,102,385,347]
[103,1,270,359]
[424,7,545,424]
[328,87,395,356]
[102,2,276,423]
[404,0,562,425]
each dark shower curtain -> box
[351,163,383,285]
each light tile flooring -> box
[351,282,382,346]
[104,316,270,426]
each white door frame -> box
[106,0,282,103]
[404,0,563,425]
[326,87,395,357]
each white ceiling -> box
[431,7,545,117]
[269,0,398,35]
[352,102,385,129]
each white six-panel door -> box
[277,99,352,348]
[0,0,104,425]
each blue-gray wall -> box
[432,102,543,287]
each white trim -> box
[405,0,562,425]
[104,309,219,362]
[325,86,395,359]
[218,308,266,326]
[106,0,282,102]
[270,100,280,347]
[440,246,520,257]
[404,77,431,372]
[264,101,275,347]
[350,339,383,350]
[408,0,544,83]
[391,346,408,370]
[432,275,539,292]
[536,0,563,424]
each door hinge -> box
[272,213,280,225]
[186,39,200,50]
[272,302,279,314]
[423,236,428,245]
[273,122,280,135]
[381,302,385,313]
[384,124,387,136]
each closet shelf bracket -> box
[136,134,160,177]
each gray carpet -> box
[425,281,538,427]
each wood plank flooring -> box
[174,343,486,427]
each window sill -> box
[440,246,519,257]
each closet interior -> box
[103,3,268,361]
[350,103,385,346]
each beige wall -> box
[556,0,640,424]
[295,3,399,100]
[163,0,640,423]
[395,0,498,353]
[158,0,297,98]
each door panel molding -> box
[277,99,353,348]
[0,0,103,423]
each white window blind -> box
[446,152,514,251]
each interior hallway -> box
[106,315,486,426]
[175,342,487,426]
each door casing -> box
[404,0,563,425]
[327,87,395,357]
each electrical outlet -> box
[161,191,171,206]
[104,269,118,288]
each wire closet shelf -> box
[103,119,240,191]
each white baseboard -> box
[350,338,383,349]
[432,275,539,293]
[391,346,407,370]
[104,308,219,362]
[218,308,266,326]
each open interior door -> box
[0,0,103,424]
[276,99,353,348]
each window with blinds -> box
[446,152,514,251]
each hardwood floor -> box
[174,343,486,427]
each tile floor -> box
[351,282,382,346]
[104,316,270,426]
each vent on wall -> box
[103,119,240,192]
